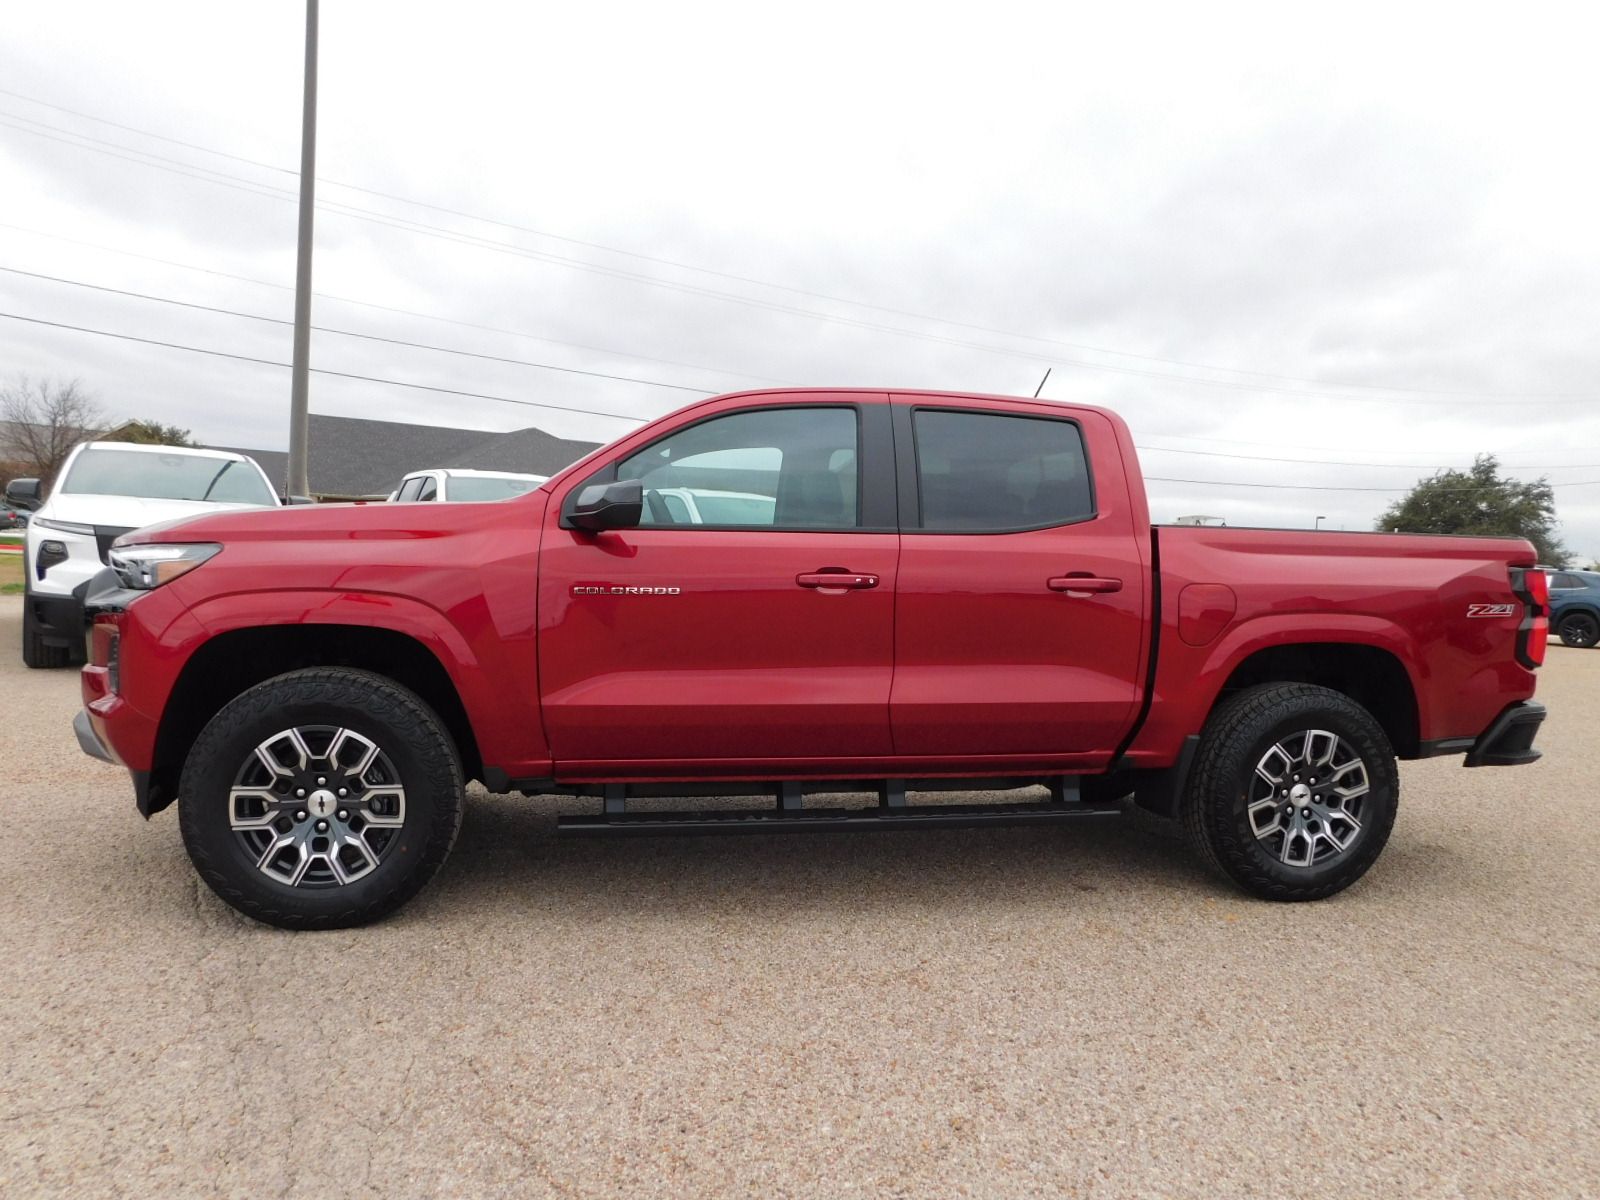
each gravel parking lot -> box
[1,594,1595,1199]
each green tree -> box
[1377,455,1568,565]
[104,419,196,447]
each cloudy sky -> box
[3,1,1598,559]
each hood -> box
[117,491,546,546]
[39,493,274,531]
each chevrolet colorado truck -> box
[72,390,1549,929]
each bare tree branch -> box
[0,376,107,487]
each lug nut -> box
[337,809,349,821]
[295,809,307,821]
[1301,808,1312,819]
[317,776,327,786]
[295,788,306,798]
[315,819,329,832]
[338,788,348,797]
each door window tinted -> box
[1549,572,1582,590]
[913,410,1093,530]
[617,407,859,529]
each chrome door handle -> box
[797,571,879,590]
[1048,575,1122,595]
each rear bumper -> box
[1464,701,1546,767]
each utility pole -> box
[286,0,319,499]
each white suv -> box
[389,469,546,503]
[7,442,280,668]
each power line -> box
[7,104,1598,407]
[1144,474,1600,493]
[16,259,1600,476]
[0,221,787,388]
[6,82,1594,403]
[1134,444,1599,472]
[0,311,649,424]
[0,265,715,395]
[7,307,1600,495]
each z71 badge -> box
[1467,603,1517,618]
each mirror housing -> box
[4,478,42,509]
[569,479,643,532]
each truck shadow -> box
[419,790,1223,922]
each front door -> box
[889,400,1147,765]
[538,396,899,774]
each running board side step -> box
[558,799,1122,837]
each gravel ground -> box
[1,593,1595,1198]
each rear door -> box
[537,394,899,773]
[889,399,1147,764]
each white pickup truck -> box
[6,441,280,667]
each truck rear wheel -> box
[1182,683,1398,901]
[178,668,464,929]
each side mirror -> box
[569,479,643,532]
[4,478,42,509]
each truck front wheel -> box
[178,668,464,929]
[1182,683,1398,901]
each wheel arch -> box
[1214,642,1420,758]
[146,624,483,815]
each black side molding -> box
[1464,701,1546,768]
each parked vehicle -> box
[2,505,29,529]
[389,468,546,503]
[7,442,280,669]
[1548,569,1600,648]
[72,390,1549,928]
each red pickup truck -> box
[73,389,1549,929]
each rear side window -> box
[912,410,1093,531]
[1549,573,1582,590]
[617,406,859,529]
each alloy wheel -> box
[1247,729,1370,869]
[228,726,407,887]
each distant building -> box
[215,415,600,501]
[1172,514,1227,526]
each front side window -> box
[416,477,439,502]
[912,410,1093,531]
[395,477,424,502]
[616,407,859,529]
[63,449,276,506]
[1549,573,1582,590]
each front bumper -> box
[1464,701,1546,767]
[73,708,115,763]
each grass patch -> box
[0,554,23,593]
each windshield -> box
[62,448,276,505]
[448,476,541,502]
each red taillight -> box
[1510,568,1548,668]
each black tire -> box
[20,593,70,669]
[1182,683,1398,901]
[179,668,464,929]
[1557,611,1599,649]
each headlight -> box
[107,543,221,590]
[33,518,96,536]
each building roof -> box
[215,414,601,499]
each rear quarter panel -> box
[1124,527,1540,765]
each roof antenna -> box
[1033,367,1052,398]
